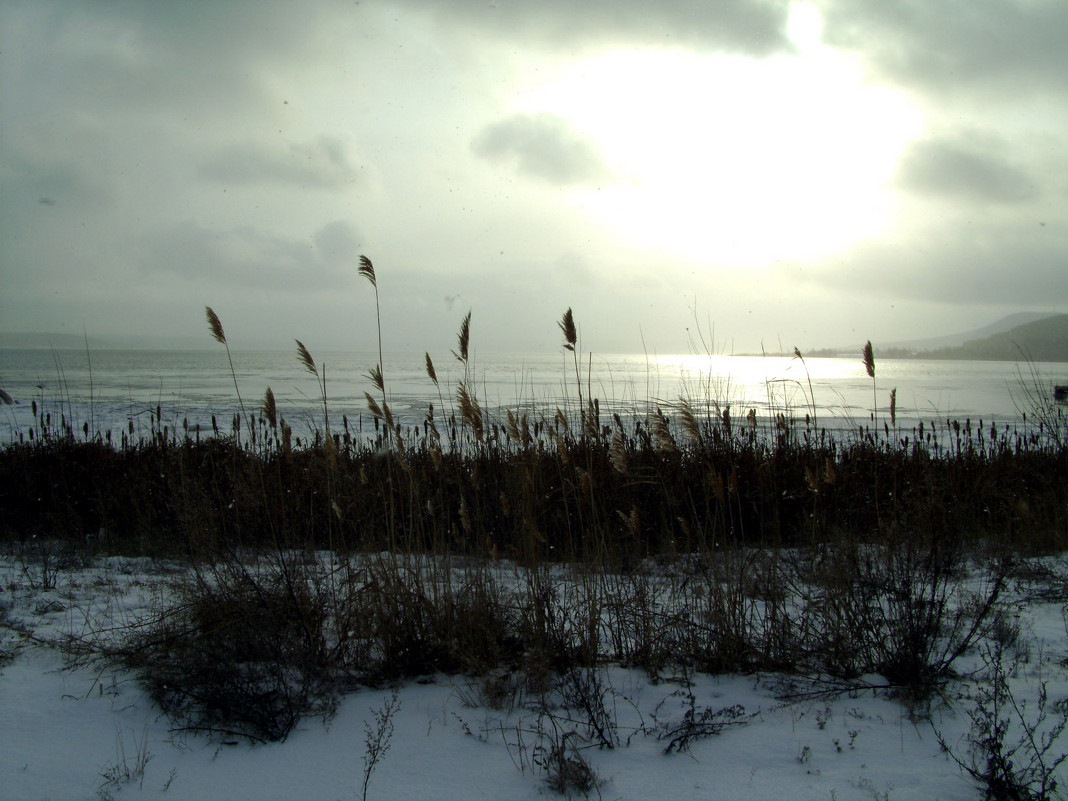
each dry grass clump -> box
[121,556,336,742]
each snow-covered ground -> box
[2,552,1066,801]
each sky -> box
[1,0,1066,355]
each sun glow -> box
[522,17,922,265]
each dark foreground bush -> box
[124,558,336,742]
[109,552,532,741]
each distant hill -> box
[881,312,1059,352]
[916,314,1068,361]
[807,312,1067,361]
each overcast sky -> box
[2,0,1066,355]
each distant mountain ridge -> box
[882,312,1058,352]
[912,314,1068,361]
[808,312,1068,361]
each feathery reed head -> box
[609,429,627,474]
[262,387,277,429]
[425,352,438,385]
[367,364,384,392]
[453,311,472,363]
[364,391,383,420]
[559,308,577,352]
[295,339,318,376]
[457,381,483,440]
[652,407,679,454]
[862,341,875,379]
[358,255,376,288]
[889,387,897,428]
[676,398,702,444]
[205,306,227,345]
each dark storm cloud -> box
[896,135,1039,204]
[819,0,1068,99]
[199,138,361,189]
[472,114,614,186]
[400,0,792,55]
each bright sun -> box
[521,6,922,265]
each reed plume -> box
[863,340,877,433]
[364,392,384,423]
[296,339,317,375]
[793,347,817,429]
[609,429,628,474]
[676,398,702,445]
[204,306,250,440]
[206,306,226,345]
[506,409,522,446]
[262,387,277,430]
[862,341,875,379]
[651,407,678,454]
[359,255,388,445]
[424,352,449,442]
[558,308,577,352]
[558,308,584,436]
[453,311,472,364]
[367,364,385,393]
[358,254,377,288]
[457,382,483,442]
[296,339,329,435]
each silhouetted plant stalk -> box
[359,255,391,446]
[863,340,877,436]
[793,347,817,431]
[451,310,483,450]
[205,306,252,441]
[558,308,584,436]
[296,339,329,438]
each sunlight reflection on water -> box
[1,348,1063,444]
